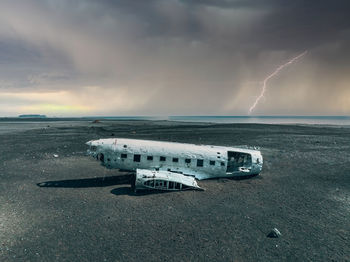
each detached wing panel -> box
[134,169,202,191]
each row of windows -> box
[119,153,224,167]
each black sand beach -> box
[0,120,349,261]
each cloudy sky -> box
[0,0,349,116]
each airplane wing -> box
[133,169,203,192]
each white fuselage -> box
[86,138,263,180]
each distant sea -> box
[1,116,350,126]
[94,115,350,125]
[167,116,350,125]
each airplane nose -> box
[86,140,98,157]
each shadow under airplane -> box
[37,173,261,196]
[37,174,133,188]
[110,187,182,196]
[37,174,175,196]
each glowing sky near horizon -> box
[0,0,350,116]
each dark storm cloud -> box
[179,0,350,52]
[0,0,349,115]
[0,40,40,64]
[85,0,350,70]
[258,0,350,50]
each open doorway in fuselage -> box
[226,151,252,173]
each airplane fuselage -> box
[86,138,263,180]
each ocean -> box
[166,116,350,125]
[1,116,350,134]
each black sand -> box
[0,120,349,261]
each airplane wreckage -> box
[86,138,263,192]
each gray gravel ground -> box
[0,120,349,261]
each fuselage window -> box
[160,156,166,162]
[147,155,153,160]
[98,153,104,162]
[133,154,141,162]
[197,159,204,167]
[123,145,127,148]
[185,158,191,164]
[121,153,127,159]
[210,160,215,166]
[172,157,179,163]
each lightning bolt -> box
[248,51,307,114]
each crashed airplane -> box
[86,138,263,192]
